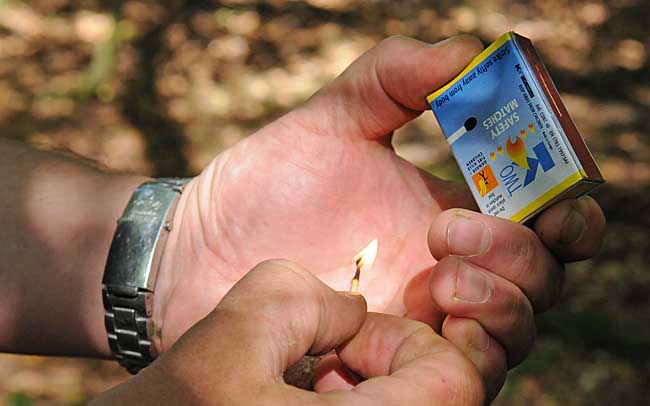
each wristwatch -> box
[102,178,191,374]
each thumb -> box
[336,313,485,406]
[156,259,367,401]
[295,35,483,141]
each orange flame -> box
[506,135,530,170]
[351,238,378,292]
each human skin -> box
[90,260,489,405]
[0,35,606,403]
[0,138,147,357]
[152,35,605,398]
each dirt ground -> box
[1,0,649,404]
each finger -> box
[428,208,564,312]
[213,259,367,374]
[430,256,535,367]
[442,316,507,403]
[534,195,606,262]
[313,353,359,392]
[299,35,484,141]
[336,313,485,406]
[159,259,367,399]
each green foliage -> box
[6,392,32,406]
[0,0,15,10]
[76,19,121,99]
[426,161,464,182]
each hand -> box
[154,35,606,396]
[425,198,605,400]
[156,35,486,342]
[92,260,488,405]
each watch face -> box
[103,183,181,290]
[103,221,162,289]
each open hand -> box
[154,35,606,399]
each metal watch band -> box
[102,285,155,374]
[102,177,191,374]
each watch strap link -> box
[102,285,156,374]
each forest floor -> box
[1,1,649,404]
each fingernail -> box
[428,34,475,48]
[447,215,491,256]
[428,36,457,47]
[453,262,493,304]
[559,208,586,244]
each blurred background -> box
[0,0,648,404]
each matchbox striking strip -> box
[427,32,603,223]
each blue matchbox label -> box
[428,33,585,222]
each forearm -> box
[0,138,148,357]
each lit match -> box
[351,238,378,293]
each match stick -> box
[350,258,362,293]
[350,238,378,293]
[447,117,477,146]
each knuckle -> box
[504,291,536,366]
[380,34,410,47]
[508,229,553,304]
[539,260,565,312]
[404,324,437,349]
[394,323,437,358]
[254,258,301,271]
[511,229,540,276]
[505,288,533,331]
[248,259,321,302]
[252,258,311,282]
[391,322,439,371]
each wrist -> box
[151,176,197,353]
[153,164,234,353]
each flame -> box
[354,238,378,270]
[528,123,536,133]
[351,238,378,292]
[497,145,504,155]
[506,135,530,170]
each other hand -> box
[93,260,489,405]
